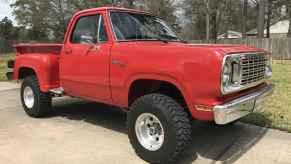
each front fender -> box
[111,73,192,110]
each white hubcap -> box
[23,86,35,109]
[135,113,164,151]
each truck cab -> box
[8,7,273,164]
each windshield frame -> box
[108,10,180,42]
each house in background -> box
[217,30,242,39]
[247,20,290,38]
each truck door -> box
[60,13,111,102]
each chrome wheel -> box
[135,113,164,151]
[23,86,34,109]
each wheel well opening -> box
[128,80,188,109]
[18,67,36,79]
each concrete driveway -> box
[0,83,291,164]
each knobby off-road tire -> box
[21,76,52,118]
[127,94,192,164]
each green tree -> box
[0,17,14,40]
[119,0,135,8]
[11,0,72,41]
[11,0,51,41]
[11,0,113,42]
[135,0,177,26]
[182,0,231,40]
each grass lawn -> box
[242,60,291,132]
[0,53,15,81]
[0,53,291,132]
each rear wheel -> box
[127,94,192,164]
[21,76,52,118]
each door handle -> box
[92,45,100,51]
[87,45,100,54]
[112,60,127,67]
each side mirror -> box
[80,34,96,45]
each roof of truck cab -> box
[75,6,153,15]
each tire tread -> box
[128,93,192,164]
[21,76,51,117]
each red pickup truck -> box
[8,7,273,164]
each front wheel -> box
[127,94,192,164]
[21,76,52,118]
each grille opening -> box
[240,54,268,86]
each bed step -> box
[49,87,64,96]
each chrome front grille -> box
[240,53,268,85]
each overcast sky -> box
[0,0,14,23]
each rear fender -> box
[14,54,60,92]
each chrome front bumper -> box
[214,84,274,125]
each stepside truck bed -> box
[12,44,63,91]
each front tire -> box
[127,94,192,164]
[21,76,52,118]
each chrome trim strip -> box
[97,14,102,42]
[221,52,270,95]
[214,84,274,124]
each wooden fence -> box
[190,38,291,60]
[1,38,291,59]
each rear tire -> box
[21,76,52,118]
[127,94,192,164]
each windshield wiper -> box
[158,34,188,43]
[180,39,188,44]
[153,38,169,43]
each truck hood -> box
[185,43,266,55]
[135,41,266,57]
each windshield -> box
[110,12,179,41]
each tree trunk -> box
[211,12,217,40]
[128,0,134,7]
[57,0,66,35]
[225,0,232,39]
[266,0,271,38]
[242,0,248,38]
[287,3,291,37]
[120,0,134,8]
[205,0,210,40]
[257,0,265,38]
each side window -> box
[71,15,99,44]
[98,17,108,42]
[71,14,108,44]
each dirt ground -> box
[0,86,291,164]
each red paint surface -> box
[13,7,268,121]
